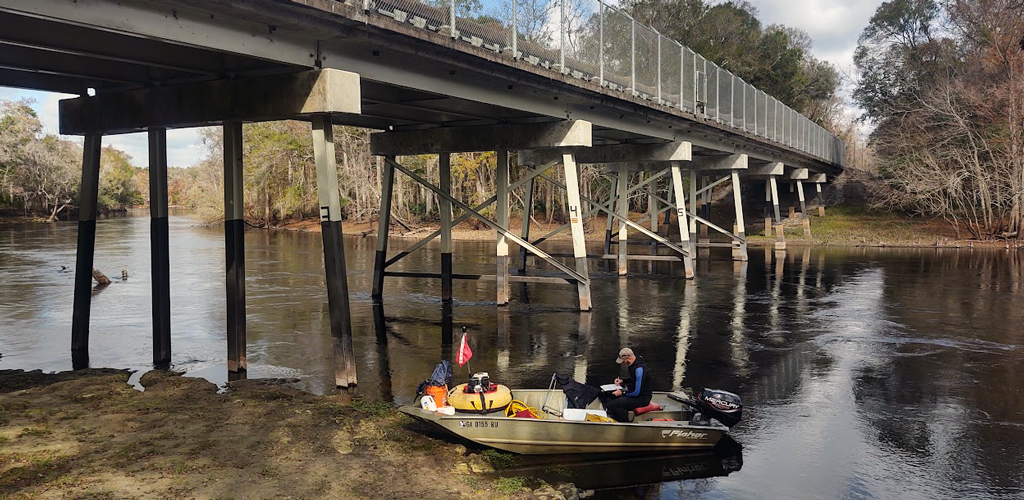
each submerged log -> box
[92,267,111,286]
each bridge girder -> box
[58,69,361,135]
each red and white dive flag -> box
[456,329,473,366]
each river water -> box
[1,211,1022,499]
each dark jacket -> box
[622,355,653,399]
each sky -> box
[745,0,885,86]
[0,0,883,168]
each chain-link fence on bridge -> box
[356,0,845,166]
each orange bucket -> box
[424,384,449,407]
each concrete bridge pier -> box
[148,129,171,369]
[312,115,357,387]
[796,179,811,237]
[698,175,711,246]
[788,183,797,219]
[685,153,749,262]
[816,184,826,216]
[730,170,748,262]
[223,121,246,375]
[369,120,593,311]
[517,177,536,276]
[70,134,101,370]
[60,69,363,383]
[439,153,454,302]
[648,175,660,255]
[522,142,696,279]
[372,156,396,300]
[495,150,510,306]
[768,175,786,250]
[616,164,630,275]
[688,170,699,254]
[808,173,828,217]
[787,168,810,239]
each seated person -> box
[600,347,653,422]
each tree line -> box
[855,0,1024,239]
[0,99,145,220]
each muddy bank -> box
[0,369,573,500]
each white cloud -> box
[167,129,206,167]
[746,0,884,76]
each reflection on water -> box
[1,212,1023,499]
[497,437,743,497]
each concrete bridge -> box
[0,0,844,385]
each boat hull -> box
[400,390,728,454]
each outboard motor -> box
[696,389,743,428]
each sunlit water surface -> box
[1,211,1022,499]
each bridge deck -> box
[0,0,842,176]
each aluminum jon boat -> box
[399,388,741,455]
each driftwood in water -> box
[92,267,111,286]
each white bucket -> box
[563,408,609,421]
[420,395,437,411]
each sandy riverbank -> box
[0,369,575,500]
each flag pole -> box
[462,326,471,376]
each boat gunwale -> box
[400,389,729,432]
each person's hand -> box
[614,377,622,385]
[613,389,623,397]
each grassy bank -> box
[743,205,995,247]
[0,370,568,500]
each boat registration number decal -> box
[661,429,708,439]
[459,421,498,428]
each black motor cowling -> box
[696,389,743,428]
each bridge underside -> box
[0,0,841,385]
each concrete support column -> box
[764,181,772,236]
[769,176,786,251]
[71,134,102,370]
[312,116,356,387]
[517,177,535,274]
[372,156,395,300]
[603,173,617,256]
[788,183,796,218]
[730,170,748,261]
[439,153,453,302]
[223,121,246,374]
[496,150,510,305]
[816,184,825,216]
[148,128,171,369]
[662,187,673,232]
[699,175,710,242]
[648,176,659,254]
[669,163,696,279]
[616,165,629,276]
[563,153,593,311]
[797,180,811,237]
[688,170,698,256]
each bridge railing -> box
[357,0,846,167]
